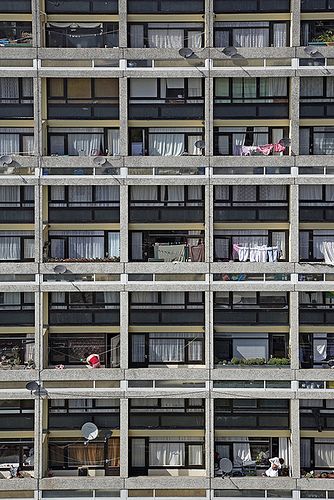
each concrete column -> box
[206,396,214,478]
[289,291,299,371]
[35,290,43,371]
[289,183,299,264]
[290,0,301,48]
[290,77,300,157]
[118,0,128,48]
[119,398,129,478]
[34,184,43,265]
[290,399,300,479]
[205,77,213,157]
[119,78,128,157]
[120,291,129,370]
[205,0,214,48]
[120,183,128,263]
[205,290,213,369]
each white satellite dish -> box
[178,48,194,59]
[222,46,238,57]
[304,46,319,57]
[93,157,107,166]
[0,155,13,166]
[26,381,40,392]
[194,140,206,150]
[54,264,67,274]
[81,422,99,441]
[219,458,233,477]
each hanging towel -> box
[273,143,286,153]
[320,241,334,265]
[257,144,274,156]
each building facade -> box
[0,0,334,499]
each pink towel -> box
[257,144,274,156]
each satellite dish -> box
[104,431,113,441]
[222,46,238,57]
[34,387,48,398]
[304,46,319,57]
[194,140,206,150]
[81,422,99,441]
[93,157,107,166]
[26,381,40,392]
[279,138,291,147]
[0,155,13,166]
[54,264,67,274]
[219,458,233,476]
[178,48,194,59]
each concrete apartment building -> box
[0,0,334,499]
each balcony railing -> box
[49,439,120,476]
[48,103,119,120]
[48,206,120,223]
[0,337,35,369]
[127,0,204,13]
[0,0,31,12]
[300,102,334,119]
[129,307,204,325]
[0,207,34,223]
[300,308,334,325]
[129,102,204,120]
[0,103,33,119]
[48,334,120,368]
[45,0,118,13]
[0,308,34,326]
[129,409,205,429]
[301,0,334,11]
[129,205,204,223]
[214,103,289,120]
[214,308,289,325]
[214,205,288,222]
[49,413,120,430]
[49,308,120,326]
[300,204,334,221]
[214,0,290,12]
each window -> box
[215,22,289,48]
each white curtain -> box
[300,439,311,468]
[0,186,20,206]
[95,185,120,206]
[108,232,120,258]
[0,78,19,102]
[130,25,144,48]
[131,232,143,260]
[279,438,289,466]
[273,23,287,47]
[131,292,158,304]
[162,292,184,305]
[107,129,120,156]
[68,231,104,259]
[299,185,322,201]
[132,334,146,362]
[260,78,287,98]
[0,234,21,260]
[232,23,270,48]
[149,128,185,156]
[148,29,183,48]
[188,32,202,48]
[149,337,184,362]
[68,186,92,206]
[300,77,323,98]
[149,442,185,466]
[131,186,158,205]
[68,133,103,156]
[315,440,334,467]
[259,185,286,201]
[0,132,19,155]
[165,186,184,204]
[314,130,334,155]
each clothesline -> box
[238,142,286,157]
[233,244,279,263]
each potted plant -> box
[314,30,334,45]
